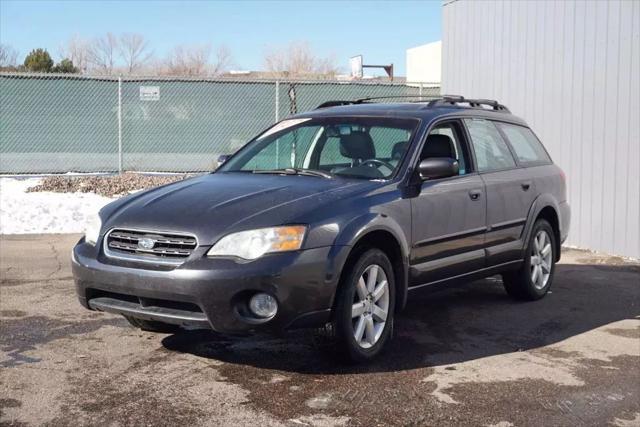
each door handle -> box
[469,189,482,201]
[521,181,532,191]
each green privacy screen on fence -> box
[0,73,439,173]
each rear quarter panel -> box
[529,164,567,203]
[522,164,570,254]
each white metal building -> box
[442,0,640,259]
[406,41,442,84]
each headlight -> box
[207,226,306,260]
[84,211,102,246]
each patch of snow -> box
[0,178,115,235]
[289,414,350,426]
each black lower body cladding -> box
[72,240,350,333]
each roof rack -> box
[315,94,510,113]
[426,95,510,112]
[315,95,435,109]
[315,100,360,109]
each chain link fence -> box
[0,73,439,174]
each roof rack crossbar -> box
[427,95,510,112]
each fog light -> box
[248,293,278,318]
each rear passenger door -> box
[463,118,537,266]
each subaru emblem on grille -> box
[138,237,156,250]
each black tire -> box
[124,315,182,333]
[319,248,396,363]
[502,219,557,301]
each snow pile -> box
[0,178,115,234]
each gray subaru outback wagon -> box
[72,96,570,362]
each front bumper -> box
[72,241,348,333]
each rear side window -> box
[464,118,516,172]
[497,123,551,165]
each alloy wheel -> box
[351,264,389,348]
[530,230,553,290]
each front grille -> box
[105,228,197,264]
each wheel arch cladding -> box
[524,193,564,262]
[334,228,408,314]
[536,206,561,262]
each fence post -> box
[274,80,280,122]
[275,80,280,168]
[117,75,123,174]
[419,82,423,98]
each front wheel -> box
[329,248,396,363]
[502,219,556,300]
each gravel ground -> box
[1,235,639,426]
[27,173,193,197]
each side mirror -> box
[418,157,459,180]
[217,154,231,168]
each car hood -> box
[102,173,376,245]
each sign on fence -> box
[139,86,160,101]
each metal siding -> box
[628,0,640,258]
[581,1,596,252]
[601,0,614,250]
[442,0,640,258]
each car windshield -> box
[218,116,419,180]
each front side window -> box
[423,122,470,175]
[497,123,551,165]
[464,118,516,172]
[219,117,418,180]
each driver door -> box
[410,120,487,286]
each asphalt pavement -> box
[1,234,639,426]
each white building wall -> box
[406,41,442,83]
[442,0,640,259]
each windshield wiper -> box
[252,168,332,179]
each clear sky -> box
[0,0,442,76]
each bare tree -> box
[0,44,19,68]
[163,44,209,76]
[286,42,316,75]
[162,43,234,76]
[58,35,90,73]
[118,33,153,74]
[315,53,339,75]
[86,33,119,74]
[210,45,233,75]
[264,42,339,77]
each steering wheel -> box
[361,158,395,172]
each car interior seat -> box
[422,134,455,159]
[339,131,376,166]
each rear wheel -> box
[124,315,182,333]
[502,219,556,300]
[323,248,396,363]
